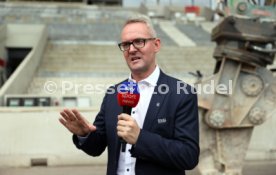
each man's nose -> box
[129,43,138,52]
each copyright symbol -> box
[44,81,58,94]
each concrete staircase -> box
[28,42,216,106]
[37,43,128,74]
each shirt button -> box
[132,111,135,114]
[126,168,129,172]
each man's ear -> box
[154,38,161,52]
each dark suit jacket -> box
[73,70,200,175]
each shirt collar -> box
[128,66,160,87]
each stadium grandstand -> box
[0,0,275,171]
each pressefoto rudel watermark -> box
[44,80,233,95]
[177,80,233,95]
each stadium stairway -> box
[27,42,215,107]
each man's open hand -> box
[59,109,96,137]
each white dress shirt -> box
[117,66,160,175]
[78,66,160,175]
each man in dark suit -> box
[59,14,199,175]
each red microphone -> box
[117,81,140,114]
[117,81,140,152]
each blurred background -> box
[0,0,275,175]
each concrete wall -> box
[0,24,48,105]
[0,107,275,167]
[247,115,276,160]
[0,107,107,167]
[0,25,6,60]
[5,24,46,48]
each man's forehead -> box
[122,30,147,36]
[121,24,150,38]
[122,22,148,31]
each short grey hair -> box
[123,14,157,38]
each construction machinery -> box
[196,0,276,174]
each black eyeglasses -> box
[118,38,156,52]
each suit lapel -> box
[142,71,168,130]
[113,99,123,165]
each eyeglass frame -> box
[118,38,156,52]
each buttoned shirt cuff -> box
[77,133,90,145]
